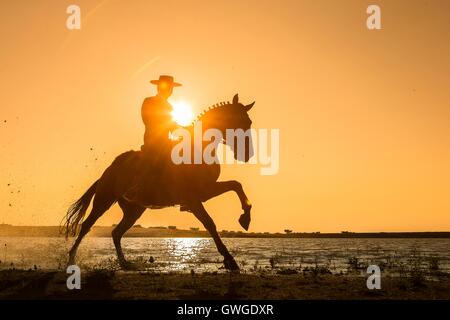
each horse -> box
[63,94,255,271]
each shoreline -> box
[1,225,450,238]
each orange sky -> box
[1,0,449,232]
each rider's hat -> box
[150,75,182,87]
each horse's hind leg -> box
[189,201,239,271]
[68,194,115,265]
[112,199,146,269]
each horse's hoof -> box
[224,258,240,272]
[238,212,251,231]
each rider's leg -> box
[123,149,154,203]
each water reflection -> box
[1,237,449,274]
[163,238,211,270]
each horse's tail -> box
[62,180,99,238]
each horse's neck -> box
[192,107,230,135]
[186,110,229,157]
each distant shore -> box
[1,224,449,238]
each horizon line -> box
[1,224,449,234]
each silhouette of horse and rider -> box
[64,75,255,271]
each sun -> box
[171,100,194,126]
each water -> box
[0,237,449,274]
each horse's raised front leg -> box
[199,180,252,231]
[189,201,239,271]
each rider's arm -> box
[141,98,153,127]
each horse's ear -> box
[232,94,239,105]
[244,101,255,111]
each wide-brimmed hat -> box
[150,75,182,87]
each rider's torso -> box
[141,95,175,148]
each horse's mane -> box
[191,100,233,126]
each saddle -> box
[124,143,193,209]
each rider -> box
[141,75,181,154]
[124,75,182,204]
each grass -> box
[1,268,449,300]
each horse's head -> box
[223,94,255,162]
[195,94,255,162]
